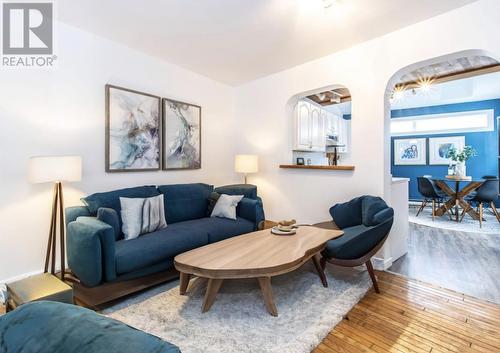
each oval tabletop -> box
[174,226,343,279]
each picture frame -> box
[393,138,427,165]
[105,84,162,172]
[429,136,465,165]
[162,98,201,170]
[296,157,305,165]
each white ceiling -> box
[58,0,476,86]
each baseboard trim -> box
[372,256,393,271]
[1,269,45,284]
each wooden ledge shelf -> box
[279,164,355,171]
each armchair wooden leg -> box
[432,199,436,221]
[365,259,379,294]
[320,255,327,271]
[479,202,483,228]
[491,201,500,222]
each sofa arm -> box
[65,206,91,227]
[237,196,265,230]
[67,217,116,287]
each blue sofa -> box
[0,301,180,353]
[65,183,264,304]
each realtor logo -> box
[2,1,56,67]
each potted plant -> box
[447,145,477,177]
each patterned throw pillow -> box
[120,195,167,240]
[210,194,244,220]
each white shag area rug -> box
[103,264,371,353]
[409,205,500,234]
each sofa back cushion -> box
[82,186,160,233]
[158,183,214,223]
[215,184,257,199]
[361,196,391,226]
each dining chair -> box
[462,177,500,227]
[416,176,450,220]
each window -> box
[390,109,495,136]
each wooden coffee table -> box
[174,226,343,316]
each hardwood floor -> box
[313,271,500,353]
[389,222,500,304]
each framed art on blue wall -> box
[429,136,465,165]
[393,138,427,165]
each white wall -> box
[0,23,238,282]
[234,0,500,229]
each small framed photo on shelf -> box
[393,138,427,165]
[296,157,305,165]
[429,136,465,165]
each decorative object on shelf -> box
[296,157,304,165]
[28,155,82,281]
[447,145,477,177]
[234,154,258,184]
[162,98,201,170]
[393,138,426,165]
[307,158,312,165]
[326,143,345,166]
[429,136,465,165]
[105,85,161,172]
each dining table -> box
[432,176,484,222]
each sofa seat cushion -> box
[324,224,374,260]
[171,217,254,244]
[114,224,208,275]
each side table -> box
[7,273,73,311]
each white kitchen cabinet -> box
[294,100,325,151]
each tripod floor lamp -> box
[28,156,82,281]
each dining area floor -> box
[389,206,500,305]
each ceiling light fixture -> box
[391,85,406,102]
[417,77,434,93]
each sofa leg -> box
[365,259,380,294]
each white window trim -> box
[391,109,495,136]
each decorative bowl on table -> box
[271,219,297,236]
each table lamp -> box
[235,154,258,184]
[28,156,82,281]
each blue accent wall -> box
[391,99,500,200]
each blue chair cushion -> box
[173,216,255,244]
[324,220,392,260]
[97,207,121,240]
[0,301,180,353]
[329,196,364,229]
[114,223,208,275]
[361,196,390,226]
[158,183,213,223]
[215,184,257,199]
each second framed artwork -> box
[429,136,465,165]
[162,98,201,170]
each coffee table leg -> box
[312,254,328,288]
[179,272,191,295]
[257,277,278,317]
[202,279,223,313]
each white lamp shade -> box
[28,156,82,183]
[235,154,258,174]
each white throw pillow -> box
[120,194,167,240]
[210,194,244,220]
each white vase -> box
[455,162,466,177]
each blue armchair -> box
[317,195,394,293]
[0,301,180,353]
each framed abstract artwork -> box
[105,85,161,172]
[162,98,201,170]
[393,138,427,165]
[429,136,465,165]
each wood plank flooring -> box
[313,271,500,353]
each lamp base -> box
[44,182,67,282]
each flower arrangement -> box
[447,145,477,163]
